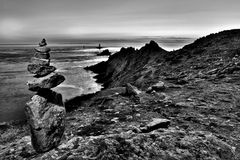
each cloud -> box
[0,19,24,39]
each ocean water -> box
[0,38,195,122]
[0,44,117,122]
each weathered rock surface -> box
[25,94,65,153]
[141,118,171,132]
[34,52,50,59]
[126,83,142,95]
[151,81,165,91]
[27,64,56,77]
[31,57,50,66]
[34,46,51,53]
[27,72,65,91]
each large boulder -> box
[25,94,65,153]
[27,64,56,77]
[27,73,65,91]
[31,57,50,66]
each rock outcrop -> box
[25,39,66,153]
[98,49,111,56]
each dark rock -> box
[37,89,64,106]
[96,87,127,97]
[0,122,9,131]
[34,46,51,53]
[31,57,50,66]
[98,49,111,56]
[39,38,47,47]
[25,95,66,153]
[27,64,56,77]
[34,52,50,59]
[27,73,65,91]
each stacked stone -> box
[25,39,66,153]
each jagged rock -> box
[98,49,111,56]
[126,83,142,95]
[141,118,170,132]
[31,57,50,66]
[25,94,65,153]
[27,64,56,77]
[27,73,65,91]
[34,46,51,53]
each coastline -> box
[1,29,240,159]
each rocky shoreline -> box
[1,29,240,159]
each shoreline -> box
[1,29,240,159]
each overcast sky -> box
[1,0,240,43]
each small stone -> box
[27,64,56,77]
[31,57,50,66]
[141,118,170,133]
[135,113,141,117]
[111,117,119,123]
[126,83,142,95]
[39,38,47,46]
[9,148,15,154]
[146,87,153,93]
[151,81,165,91]
[27,73,65,91]
[126,115,133,120]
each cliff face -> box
[87,41,168,88]
[88,29,240,90]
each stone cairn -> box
[25,39,66,153]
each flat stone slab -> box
[28,64,56,77]
[31,57,50,66]
[141,118,171,133]
[34,46,51,53]
[27,73,65,91]
[34,52,50,59]
[126,83,142,95]
[25,94,65,153]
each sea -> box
[0,38,195,122]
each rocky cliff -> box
[1,29,240,159]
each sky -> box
[0,0,240,43]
